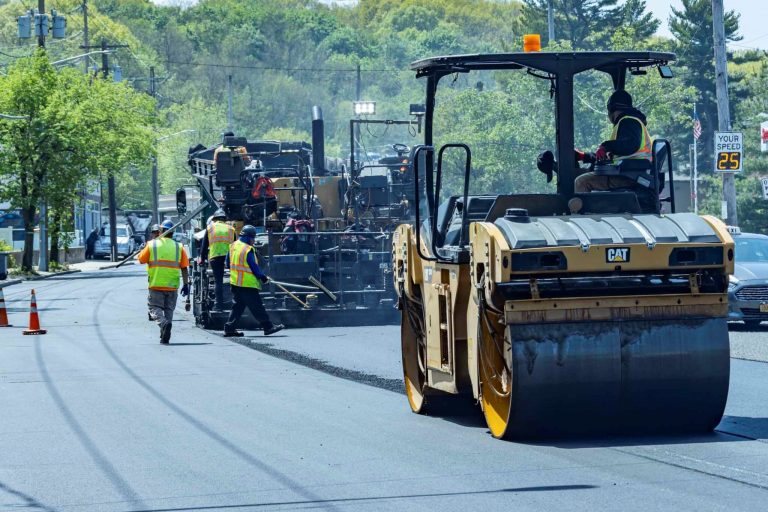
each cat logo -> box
[606,247,630,263]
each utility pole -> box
[37,0,45,48]
[227,75,233,133]
[81,39,129,261]
[150,66,159,225]
[712,0,737,225]
[37,0,48,270]
[82,1,88,74]
[547,0,555,44]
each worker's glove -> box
[258,275,269,284]
[594,145,610,162]
[180,283,190,297]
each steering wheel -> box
[392,143,409,154]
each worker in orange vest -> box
[138,220,190,344]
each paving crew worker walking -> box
[138,219,190,344]
[200,209,235,311]
[224,225,283,337]
[146,223,162,322]
[574,89,653,193]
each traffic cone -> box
[0,288,11,327]
[22,289,46,335]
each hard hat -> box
[241,225,257,238]
[212,209,227,220]
[161,220,174,231]
[150,224,161,233]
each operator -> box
[199,209,235,311]
[574,89,653,193]
[214,131,252,167]
[223,224,284,337]
[138,219,190,344]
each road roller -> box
[393,50,734,438]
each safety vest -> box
[611,115,653,161]
[207,221,234,259]
[229,240,261,290]
[147,237,182,290]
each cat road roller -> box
[393,50,734,438]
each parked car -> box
[727,227,768,327]
[93,224,137,259]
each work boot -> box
[160,324,171,344]
[223,330,244,337]
[263,324,284,336]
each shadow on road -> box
[163,342,213,346]
[524,430,747,449]
[0,480,58,512]
[33,339,147,509]
[126,485,597,512]
[92,291,342,512]
[728,322,768,332]
[718,416,768,440]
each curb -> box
[0,279,22,289]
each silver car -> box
[728,229,768,328]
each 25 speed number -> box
[716,151,741,171]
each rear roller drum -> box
[401,295,428,413]
[477,303,514,439]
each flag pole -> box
[693,104,699,214]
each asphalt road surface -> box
[2,267,768,511]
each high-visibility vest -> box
[147,237,182,289]
[611,115,653,162]
[207,221,234,259]
[229,240,261,290]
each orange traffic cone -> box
[0,288,11,327]
[22,289,46,335]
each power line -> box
[161,59,397,73]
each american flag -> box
[693,112,702,140]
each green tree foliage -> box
[0,50,154,270]
[521,0,659,49]
[669,0,741,164]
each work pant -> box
[148,289,178,331]
[225,285,273,332]
[209,256,226,309]
[574,173,636,193]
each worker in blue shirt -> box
[224,225,284,337]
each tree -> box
[521,0,659,49]
[0,50,155,271]
[669,0,741,169]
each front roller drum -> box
[480,317,730,438]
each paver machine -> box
[186,108,415,328]
[393,49,734,438]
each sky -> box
[149,0,768,50]
[645,0,768,50]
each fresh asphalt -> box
[2,267,768,511]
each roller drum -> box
[503,318,730,437]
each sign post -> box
[714,131,743,173]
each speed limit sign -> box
[714,131,743,173]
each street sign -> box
[761,177,768,199]
[714,131,743,172]
[762,122,768,152]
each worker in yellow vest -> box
[138,219,190,344]
[224,225,283,337]
[574,89,653,192]
[200,209,235,310]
